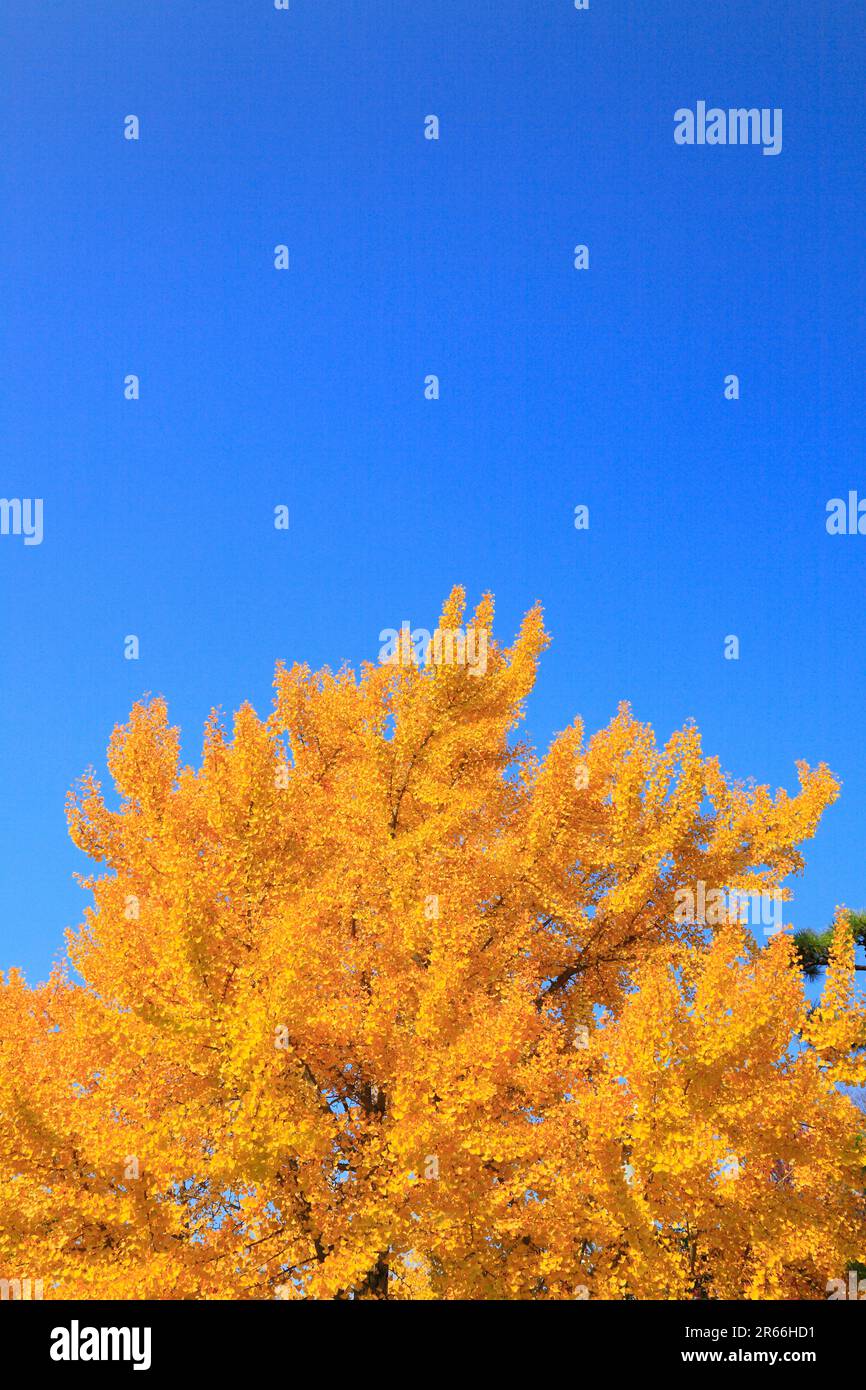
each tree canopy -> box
[1,589,863,1299]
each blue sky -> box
[1,0,864,983]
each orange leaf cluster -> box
[0,590,862,1299]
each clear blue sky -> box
[1,0,864,983]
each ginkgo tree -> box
[0,588,863,1299]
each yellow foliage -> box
[0,589,862,1299]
